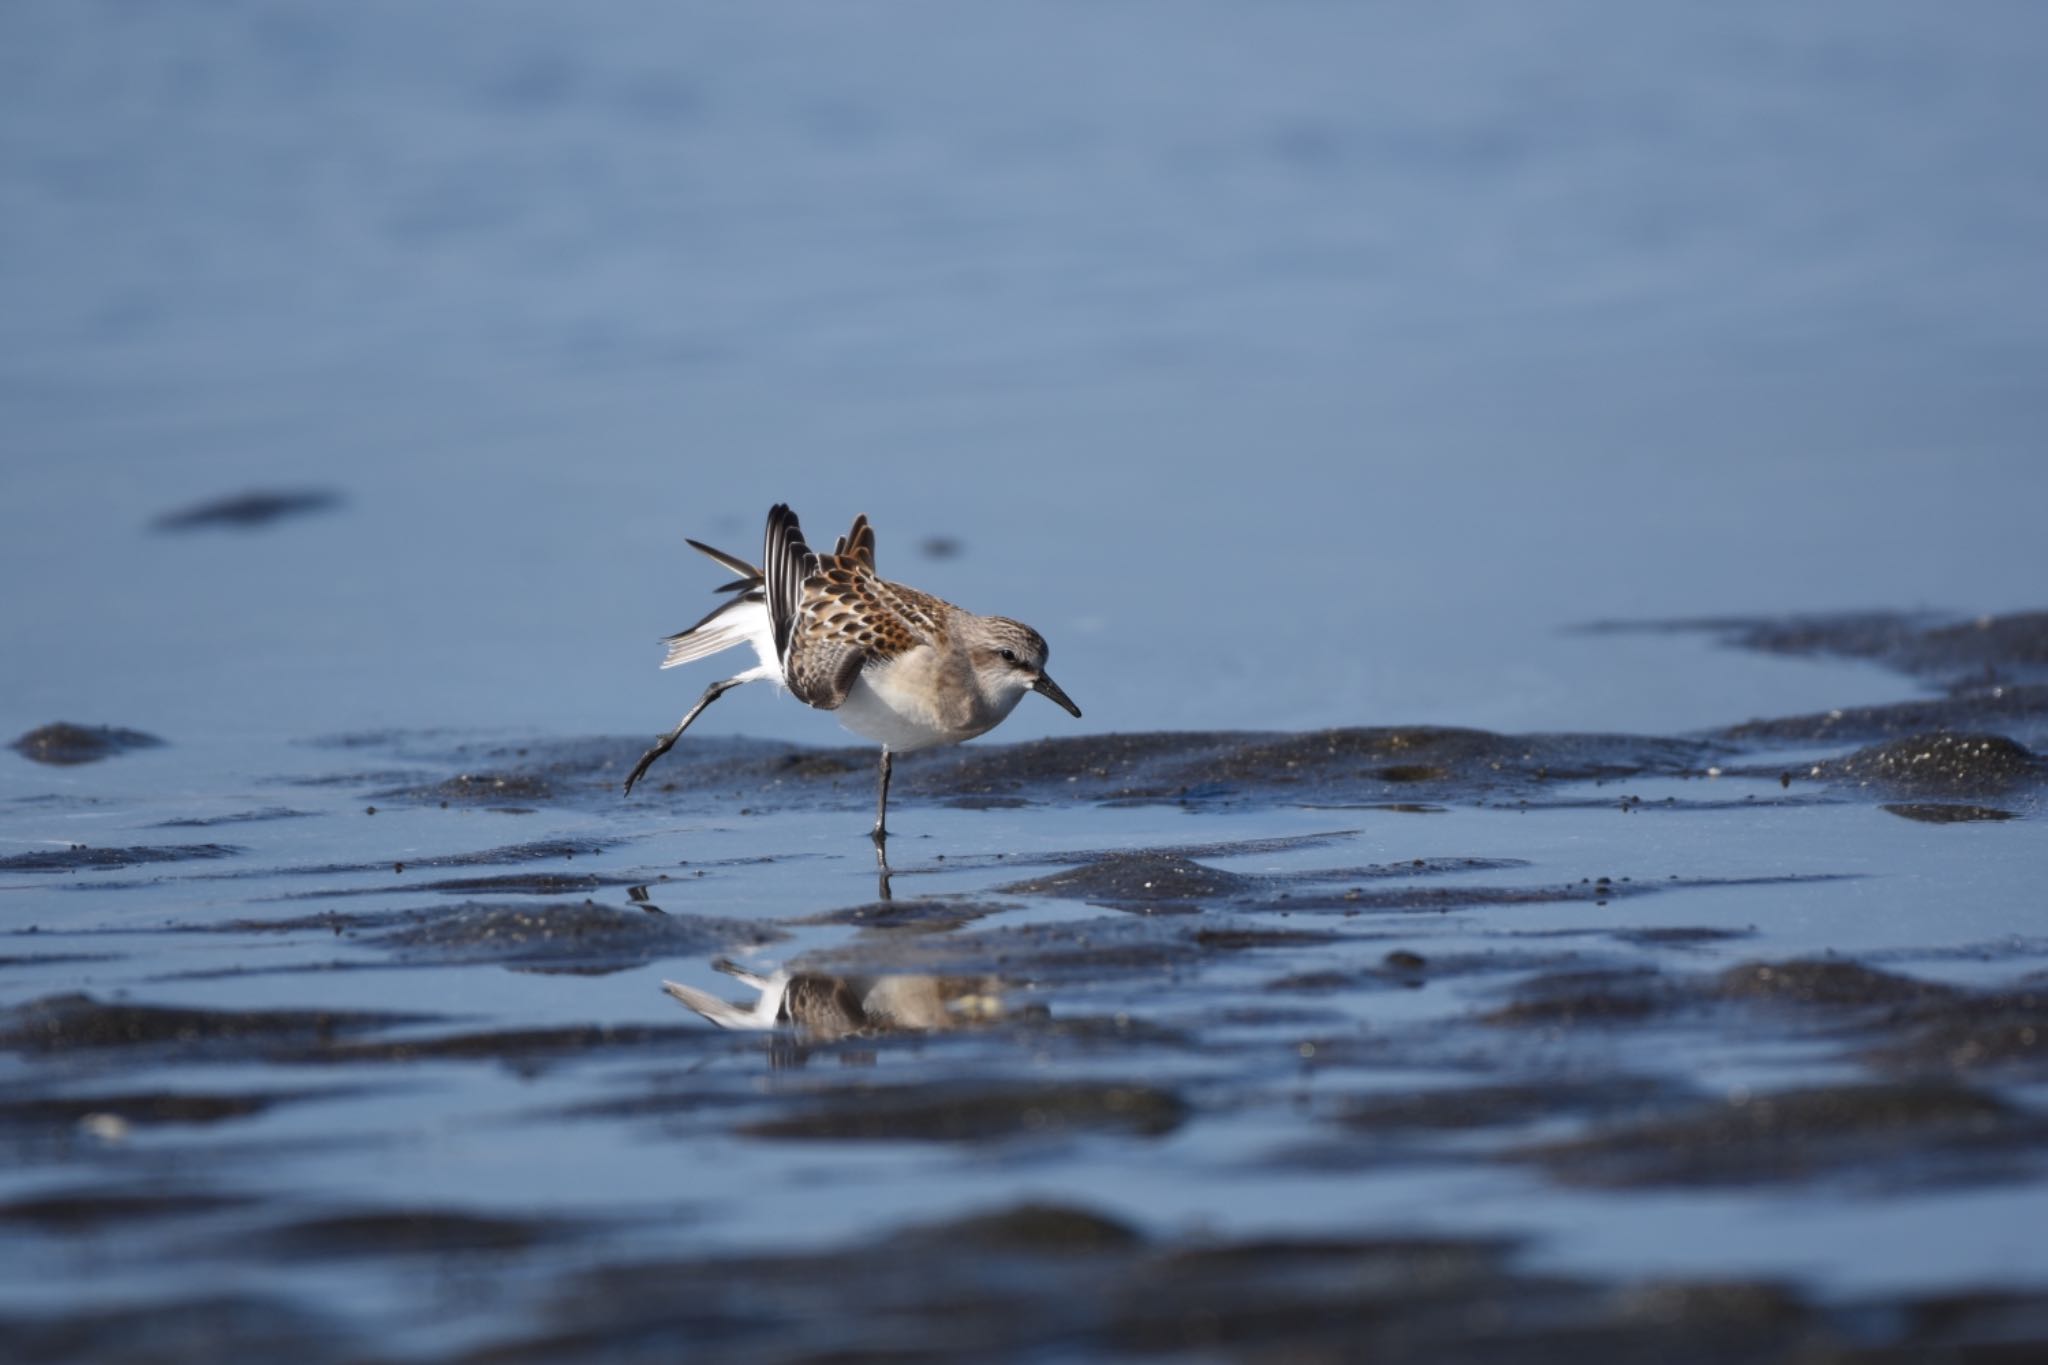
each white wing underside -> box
[661,972,790,1030]
[660,596,778,675]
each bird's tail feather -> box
[764,504,814,662]
[685,537,761,583]
[659,593,773,670]
[662,976,787,1030]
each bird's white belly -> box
[835,671,963,752]
[835,661,1015,753]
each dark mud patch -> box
[1301,873,1832,917]
[1518,1082,2036,1189]
[464,728,1721,818]
[997,849,1549,914]
[1336,1076,1682,1134]
[152,806,317,828]
[232,837,634,886]
[1586,609,2048,690]
[1192,926,1341,951]
[394,837,626,868]
[1863,987,2048,1076]
[0,994,429,1055]
[1481,958,1961,1031]
[0,1088,343,1131]
[1471,958,2048,1096]
[1882,801,2018,823]
[247,1208,575,1259]
[792,897,1004,933]
[998,852,1264,909]
[891,1201,1142,1254]
[151,487,342,531]
[1809,732,2043,798]
[1268,946,1626,997]
[195,908,403,936]
[0,1187,253,1229]
[0,952,120,970]
[913,725,1719,810]
[392,870,637,896]
[803,912,1257,984]
[1712,958,1960,1008]
[0,1295,359,1365]
[396,770,560,805]
[495,1210,2029,1365]
[1724,685,2048,747]
[0,841,241,872]
[738,1080,1186,1142]
[299,1021,711,1066]
[290,869,641,899]
[10,721,165,766]
[367,901,783,973]
[889,829,1371,880]
[1609,925,1755,948]
[1479,968,1671,1027]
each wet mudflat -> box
[0,613,2044,1361]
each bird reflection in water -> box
[663,958,1007,1057]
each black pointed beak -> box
[1031,672,1082,718]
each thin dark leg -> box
[622,677,742,796]
[871,748,894,846]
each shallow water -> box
[5,622,2048,1357]
[6,3,2048,1360]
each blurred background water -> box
[4,0,2046,746]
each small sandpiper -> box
[624,504,1081,849]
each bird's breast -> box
[836,648,1008,751]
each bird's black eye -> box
[999,648,1017,664]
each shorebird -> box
[660,960,998,1040]
[623,504,1081,850]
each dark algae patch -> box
[1711,958,1959,1008]
[1336,1076,1681,1134]
[0,841,241,872]
[10,721,164,765]
[0,994,427,1054]
[1587,609,2048,689]
[301,1022,709,1066]
[1862,986,2048,1076]
[0,1295,360,1365]
[792,896,1002,933]
[152,806,316,828]
[1724,686,2048,746]
[1480,967,1669,1028]
[890,1201,1142,1254]
[447,1207,2048,1364]
[0,1089,338,1130]
[1882,801,2018,823]
[367,901,784,972]
[248,1208,572,1259]
[740,1081,1187,1142]
[1810,732,2042,798]
[0,1187,252,1229]
[1519,1082,2029,1189]
[998,852,1263,908]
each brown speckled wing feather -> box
[783,551,944,710]
[831,514,877,572]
